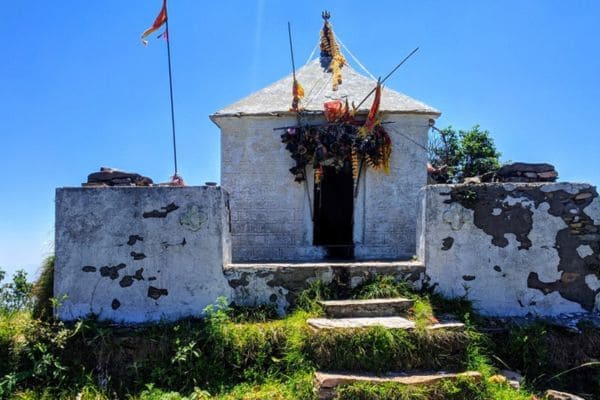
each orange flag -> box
[290,79,304,111]
[141,0,167,45]
[359,81,382,136]
[365,82,381,131]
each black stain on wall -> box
[111,299,121,310]
[119,276,134,287]
[462,275,476,281]
[441,237,454,251]
[143,202,179,218]
[133,268,144,280]
[127,235,144,245]
[100,264,126,280]
[130,252,146,260]
[82,266,97,273]
[148,286,168,300]
[119,268,145,288]
[493,265,502,272]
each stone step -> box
[319,297,414,318]
[225,260,424,275]
[307,316,464,331]
[316,370,482,400]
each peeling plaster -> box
[421,183,600,316]
[585,274,600,291]
[577,245,594,259]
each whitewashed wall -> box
[213,113,432,262]
[419,183,600,316]
[54,186,232,323]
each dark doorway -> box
[313,163,354,259]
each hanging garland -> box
[280,116,391,183]
[320,11,346,91]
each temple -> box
[211,14,440,262]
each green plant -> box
[429,125,501,182]
[228,303,279,323]
[295,280,331,313]
[0,268,33,313]
[32,256,55,320]
[351,275,413,300]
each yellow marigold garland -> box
[320,15,346,91]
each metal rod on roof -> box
[354,47,420,111]
[288,22,297,81]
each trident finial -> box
[322,11,330,21]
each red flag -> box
[360,82,381,135]
[141,0,167,45]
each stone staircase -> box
[307,297,481,399]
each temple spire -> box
[319,11,346,91]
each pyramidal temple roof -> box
[211,12,440,120]
[211,59,440,119]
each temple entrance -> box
[313,163,354,259]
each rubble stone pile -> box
[83,167,154,187]
[492,162,558,183]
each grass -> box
[31,255,54,321]
[2,275,598,399]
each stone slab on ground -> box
[308,316,416,330]
[307,317,465,331]
[427,321,466,331]
[319,297,414,318]
[315,371,482,400]
[544,390,586,400]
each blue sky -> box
[1,1,599,279]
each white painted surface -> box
[213,113,433,261]
[54,186,232,323]
[419,183,600,316]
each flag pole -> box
[164,6,178,176]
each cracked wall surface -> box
[54,186,232,323]
[419,183,600,316]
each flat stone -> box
[316,371,482,400]
[308,317,416,330]
[319,298,414,318]
[538,171,559,179]
[497,162,555,176]
[307,317,464,331]
[86,169,153,186]
[498,369,523,390]
[575,192,593,200]
[544,389,586,400]
[427,321,466,331]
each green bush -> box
[0,268,33,313]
